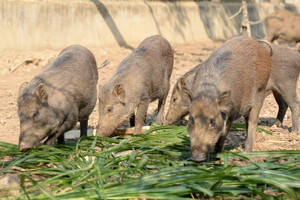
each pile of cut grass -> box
[1,124,300,199]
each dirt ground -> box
[0,40,299,151]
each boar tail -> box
[257,39,273,57]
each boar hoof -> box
[273,119,282,127]
[244,145,253,152]
[290,129,298,134]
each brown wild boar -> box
[264,10,300,51]
[187,36,272,162]
[266,44,300,133]
[18,45,98,151]
[164,65,200,125]
[97,35,174,136]
[165,42,300,134]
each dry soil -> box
[0,41,299,151]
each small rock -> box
[0,174,20,196]
[1,68,9,75]
[5,90,13,97]
[239,135,246,140]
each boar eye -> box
[107,106,113,113]
[208,118,216,127]
[188,115,194,125]
[173,97,178,103]
[33,111,39,122]
[221,112,226,120]
[187,115,194,132]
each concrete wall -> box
[0,0,299,51]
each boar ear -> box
[177,78,193,100]
[218,91,231,107]
[183,88,193,101]
[218,91,231,119]
[113,84,126,104]
[177,78,186,91]
[18,82,28,97]
[36,84,48,102]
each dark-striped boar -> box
[18,45,98,151]
[187,36,272,162]
[97,35,174,136]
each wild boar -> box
[18,45,98,151]
[97,35,174,136]
[166,41,300,134]
[264,10,300,51]
[187,36,272,162]
[164,64,200,125]
[267,44,300,133]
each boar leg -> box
[45,130,69,146]
[134,100,149,135]
[44,132,62,146]
[57,134,65,144]
[130,114,135,127]
[156,94,168,124]
[244,96,265,152]
[289,101,299,133]
[44,116,77,146]
[214,120,233,153]
[296,42,300,52]
[280,91,299,133]
[273,91,288,127]
[80,120,88,137]
[275,84,299,133]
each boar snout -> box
[19,139,35,152]
[191,145,209,162]
[18,128,47,152]
[96,126,114,137]
[164,110,189,125]
[191,154,207,162]
[19,145,32,152]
